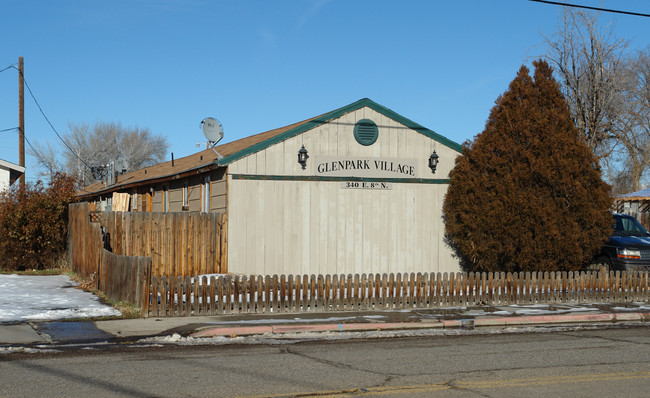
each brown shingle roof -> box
[76,112,323,198]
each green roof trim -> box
[231,174,451,184]
[216,98,462,166]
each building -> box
[616,188,650,212]
[0,159,25,192]
[77,98,463,275]
[615,187,650,230]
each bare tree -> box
[543,8,628,160]
[613,48,650,193]
[27,141,62,181]
[62,122,169,186]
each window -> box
[162,185,169,212]
[182,182,189,210]
[201,176,210,212]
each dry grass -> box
[0,253,71,275]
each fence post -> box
[138,256,151,316]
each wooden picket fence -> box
[148,270,650,317]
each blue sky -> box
[1,0,648,183]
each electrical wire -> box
[0,126,47,179]
[528,0,650,18]
[13,66,93,170]
[2,64,92,176]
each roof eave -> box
[76,161,223,200]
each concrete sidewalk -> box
[189,302,650,338]
[1,302,649,347]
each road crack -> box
[283,347,404,378]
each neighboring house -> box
[77,98,463,275]
[616,187,650,213]
[615,187,650,230]
[0,159,25,193]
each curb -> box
[190,312,649,338]
[443,312,648,328]
[190,322,440,338]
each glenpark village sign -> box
[77,98,463,276]
[316,157,417,177]
[316,157,418,190]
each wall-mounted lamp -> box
[298,145,309,170]
[428,150,439,174]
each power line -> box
[2,63,94,180]
[13,66,93,170]
[0,64,15,73]
[528,0,650,18]
[0,127,48,176]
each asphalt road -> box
[1,325,649,397]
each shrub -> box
[0,173,77,271]
[443,60,613,273]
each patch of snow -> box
[139,333,240,345]
[0,346,61,355]
[0,274,121,324]
[564,306,599,312]
[513,309,555,315]
[198,316,362,326]
[612,306,649,312]
[362,315,387,320]
[190,274,228,284]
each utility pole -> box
[18,56,25,189]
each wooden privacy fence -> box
[69,203,104,279]
[99,249,151,309]
[69,203,152,309]
[100,210,227,278]
[147,270,650,317]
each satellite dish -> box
[200,117,224,159]
[201,117,224,143]
[115,158,129,174]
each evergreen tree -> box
[443,60,613,273]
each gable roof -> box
[215,98,462,166]
[77,98,462,198]
[616,187,650,201]
[0,159,25,186]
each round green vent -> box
[354,119,379,146]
